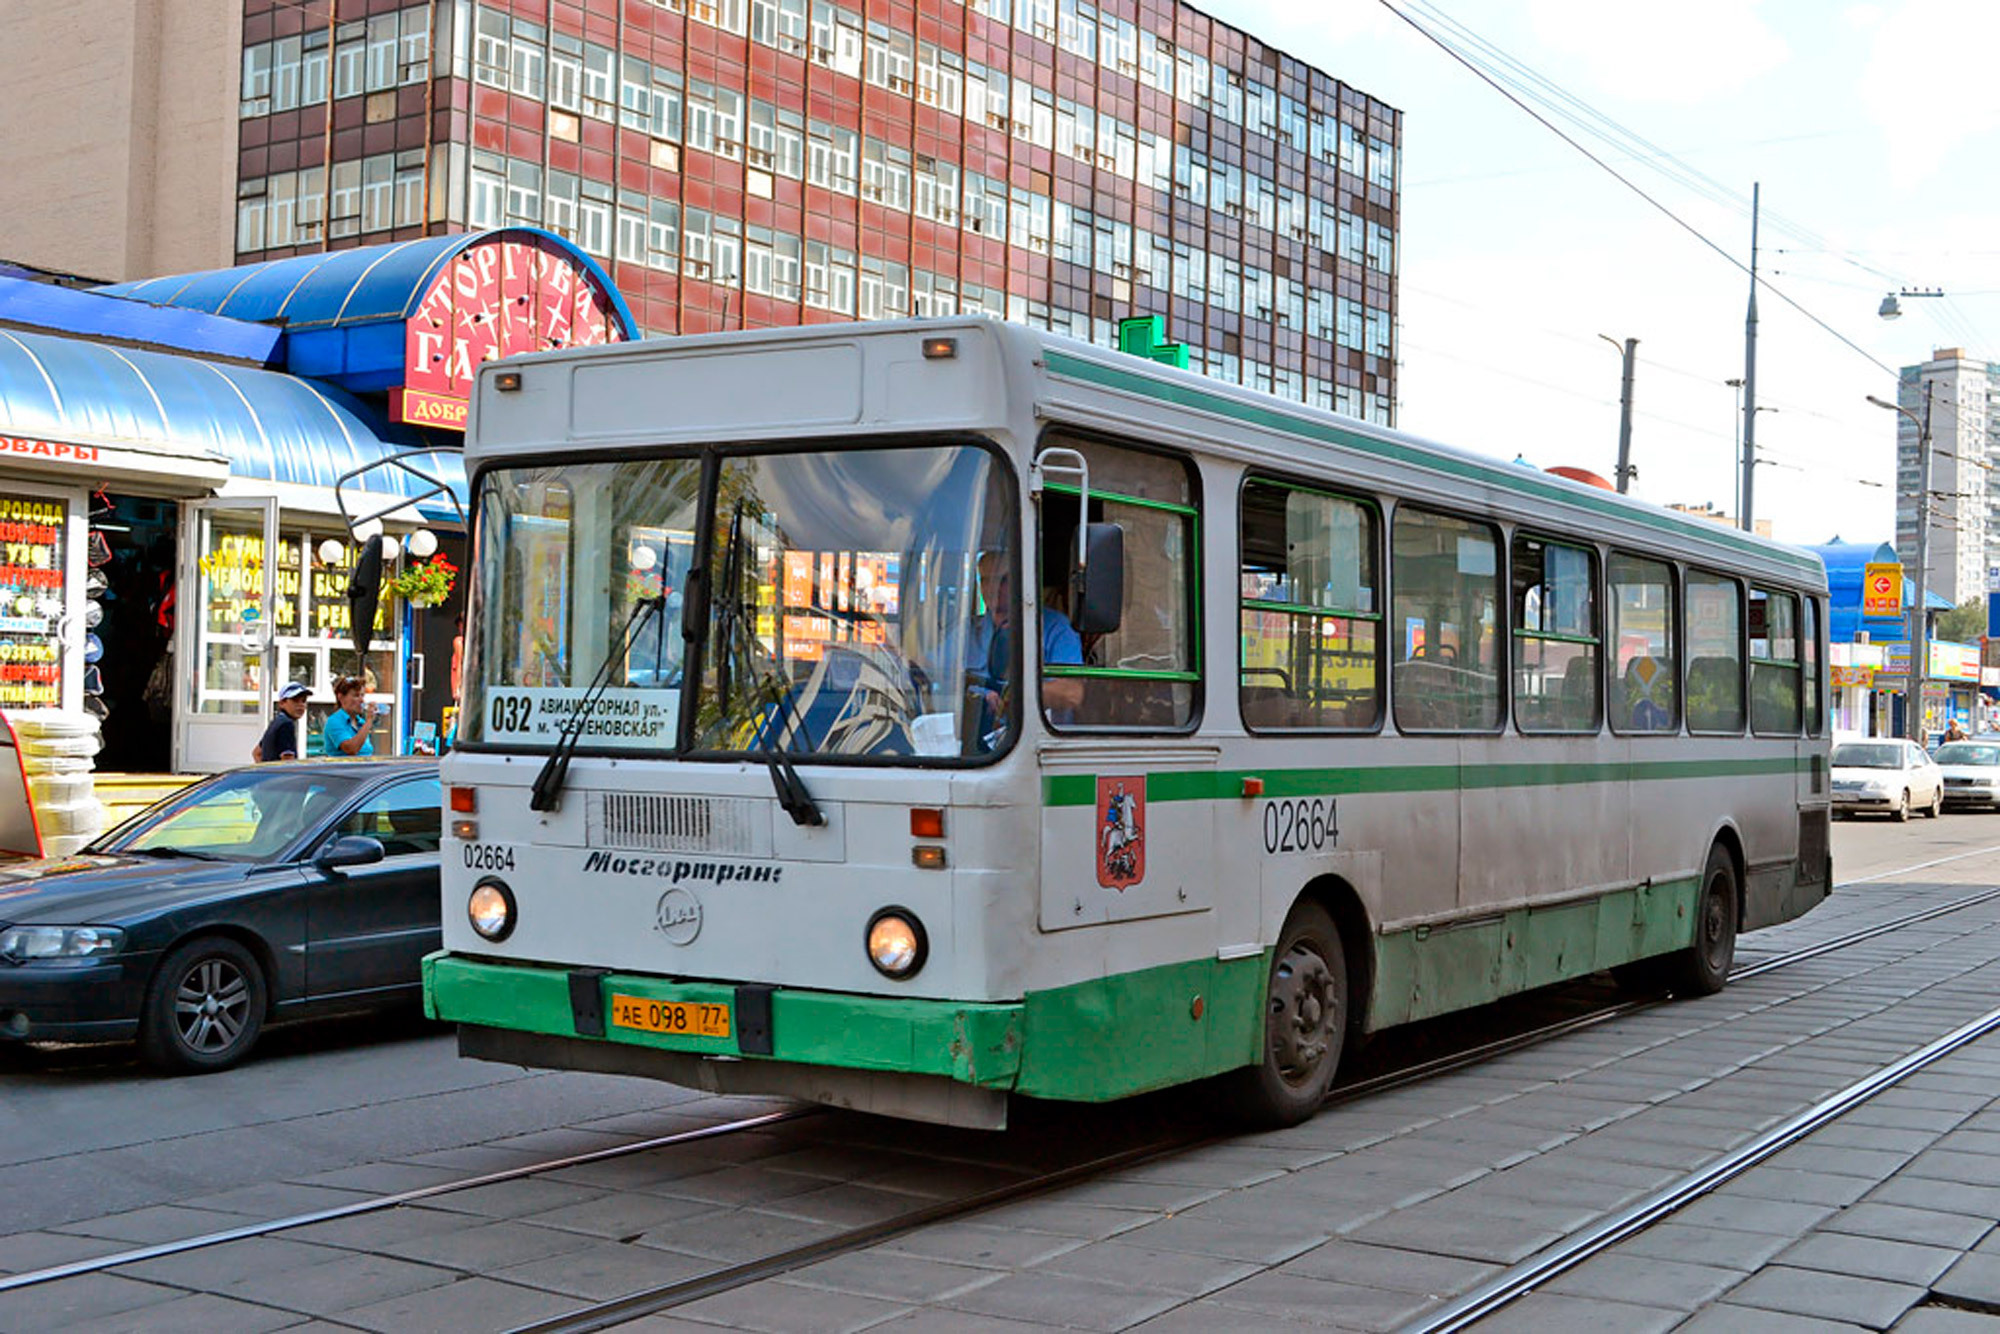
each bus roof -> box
[468,317,1826,591]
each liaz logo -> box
[1096,775,1145,890]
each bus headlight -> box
[865,907,927,980]
[468,879,517,942]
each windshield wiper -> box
[529,596,667,813]
[135,846,224,861]
[714,501,823,828]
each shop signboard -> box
[1880,641,1981,681]
[1831,665,1875,689]
[1862,561,1902,618]
[0,494,65,709]
[391,235,625,431]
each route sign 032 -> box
[1863,561,1903,618]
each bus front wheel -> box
[1228,900,1348,1127]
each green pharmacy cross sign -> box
[1117,315,1190,370]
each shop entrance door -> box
[175,497,280,773]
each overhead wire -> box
[1378,0,1900,379]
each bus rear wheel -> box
[1661,844,1738,997]
[1228,900,1348,1128]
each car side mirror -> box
[1070,522,1124,635]
[315,834,385,872]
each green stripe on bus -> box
[1042,350,1824,582]
[1043,755,1809,806]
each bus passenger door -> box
[1038,744,1217,931]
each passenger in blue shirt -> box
[968,561,1084,738]
[322,675,380,757]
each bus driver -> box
[967,555,1084,743]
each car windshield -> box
[464,443,1014,761]
[1934,743,2000,766]
[1833,743,1904,769]
[107,769,362,862]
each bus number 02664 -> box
[1264,798,1337,854]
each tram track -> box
[1400,1001,2000,1332]
[5,857,1996,1318]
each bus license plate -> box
[609,995,731,1039]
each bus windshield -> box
[464,443,1013,761]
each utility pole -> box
[1739,183,1761,533]
[1870,381,1937,742]
[1911,380,1935,743]
[1600,335,1638,493]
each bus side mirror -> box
[1071,523,1124,635]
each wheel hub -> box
[1269,942,1342,1087]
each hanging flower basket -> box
[386,553,458,608]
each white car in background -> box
[1831,739,1943,821]
[1934,740,2000,811]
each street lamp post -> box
[1599,334,1638,494]
[1869,384,1936,743]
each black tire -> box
[1928,790,1943,819]
[1225,900,1348,1128]
[139,936,267,1073]
[1661,843,1738,997]
[1894,791,1911,823]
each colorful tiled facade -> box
[234,0,1400,421]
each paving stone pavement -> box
[10,864,2000,1332]
[595,881,2000,1334]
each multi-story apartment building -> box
[231,0,1401,423]
[1892,348,2000,606]
[0,1,241,281]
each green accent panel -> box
[423,954,1025,1088]
[1367,876,1700,1027]
[1016,952,1270,1101]
[1042,755,1810,807]
[1043,350,1824,582]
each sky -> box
[1200,0,2000,550]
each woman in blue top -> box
[323,675,380,757]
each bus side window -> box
[1391,508,1502,733]
[1686,571,1745,734]
[1037,435,1200,731]
[1802,596,1821,736]
[1238,479,1381,731]
[1512,534,1599,734]
[1750,587,1801,736]
[1608,553,1678,734]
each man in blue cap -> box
[253,682,312,762]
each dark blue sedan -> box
[0,759,440,1072]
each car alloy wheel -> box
[140,936,267,1073]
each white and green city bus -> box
[425,318,1831,1129]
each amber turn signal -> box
[912,845,948,870]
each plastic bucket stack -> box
[9,710,108,857]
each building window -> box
[804,240,856,314]
[809,1,863,77]
[807,120,858,194]
[861,137,911,210]
[864,21,914,94]
[916,43,961,114]
[752,0,810,53]
[241,43,273,116]
[506,159,542,225]
[648,198,680,270]
[914,156,958,225]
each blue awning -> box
[96,228,638,395]
[0,275,283,365]
[0,325,463,516]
